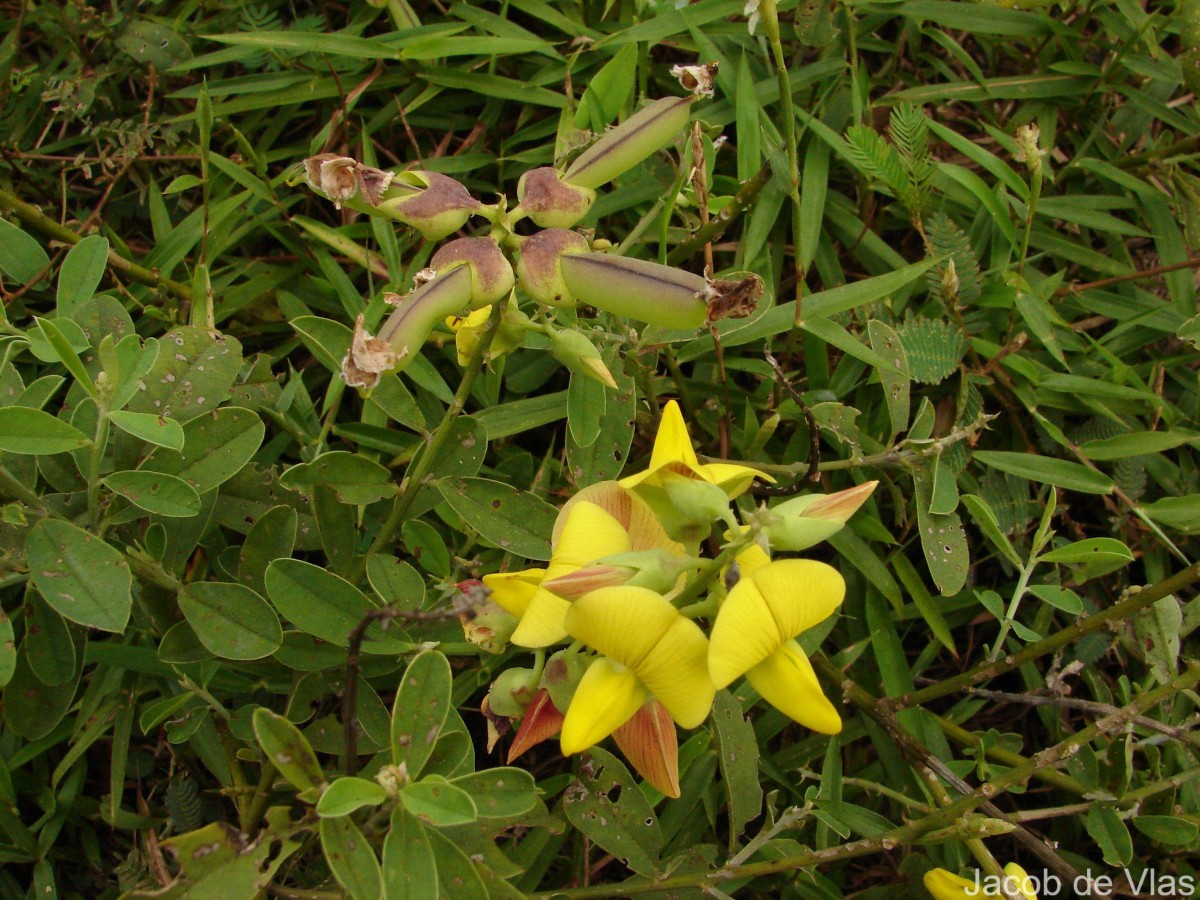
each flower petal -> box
[510,586,572,647]
[560,658,646,755]
[1003,864,1039,900]
[633,616,715,728]
[562,481,683,555]
[564,586,676,669]
[649,400,701,473]
[748,560,845,643]
[702,461,774,496]
[508,689,564,763]
[551,501,631,567]
[923,868,980,900]
[483,569,545,618]
[733,542,771,577]
[745,641,841,734]
[708,577,786,688]
[612,700,680,798]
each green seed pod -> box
[430,237,516,306]
[516,167,596,228]
[375,171,482,240]
[563,96,694,190]
[548,327,617,388]
[558,253,707,328]
[514,228,591,306]
[342,266,475,387]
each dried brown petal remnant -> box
[670,62,719,98]
[341,313,398,390]
[704,273,763,324]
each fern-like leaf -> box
[925,212,983,306]
[894,315,967,384]
[846,125,911,199]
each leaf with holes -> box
[140,407,264,494]
[435,476,556,561]
[125,325,242,422]
[564,747,663,877]
[26,519,132,633]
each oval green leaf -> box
[141,406,264,494]
[972,451,1114,495]
[316,776,388,818]
[179,582,283,660]
[107,410,185,451]
[435,476,556,561]
[104,470,202,518]
[26,519,132,633]
[0,407,90,455]
[400,779,478,827]
[252,707,326,794]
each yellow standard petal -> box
[550,500,631,568]
[923,868,981,900]
[745,640,841,734]
[559,481,683,556]
[482,569,545,618]
[564,586,677,669]
[619,400,700,489]
[560,657,647,755]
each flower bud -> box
[1014,123,1044,178]
[563,96,694,190]
[548,327,617,389]
[506,688,565,762]
[558,253,707,328]
[375,763,410,798]
[446,301,531,366]
[375,171,482,240]
[460,599,520,654]
[487,667,540,718]
[764,481,878,551]
[430,236,516,306]
[514,229,590,307]
[542,650,591,719]
[542,564,637,599]
[516,167,596,228]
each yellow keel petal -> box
[745,641,841,734]
[561,658,646,755]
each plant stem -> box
[894,561,1200,709]
[0,187,192,300]
[988,558,1034,663]
[355,302,504,580]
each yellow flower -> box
[621,399,772,496]
[619,400,773,541]
[924,864,1039,900]
[708,559,844,733]
[445,301,529,366]
[561,585,714,755]
[484,483,680,648]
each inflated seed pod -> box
[548,327,617,389]
[514,228,591,306]
[516,167,596,228]
[562,96,694,190]
[558,253,707,329]
[375,171,482,240]
[430,237,516,306]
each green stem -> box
[895,561,1200,709]
[355,303,504,580]
[988,559,1034,664]
[87,403,111,531]
[0,187,192,299]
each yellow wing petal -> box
[560,657,646,755]
[634,616,715,729]
[564,586,676,669]
[749,560,845,641]
[509,586,571,648]
[708,578,785,688]
[552,501,631,567]
[483,569,545,618]
[702,461,774,497]
[745,641,841,734]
